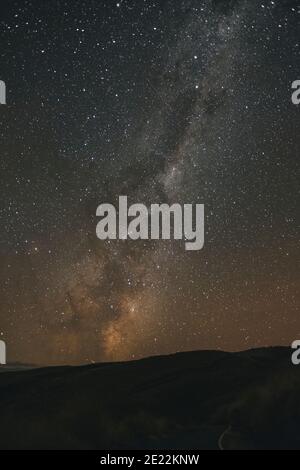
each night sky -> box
[0,0,299,365]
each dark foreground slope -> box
[0,347,299,450]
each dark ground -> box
[0,347,299,450]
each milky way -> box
[0,0,299,365]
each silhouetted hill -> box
[0,363,35,373]
[0,347,299,449]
